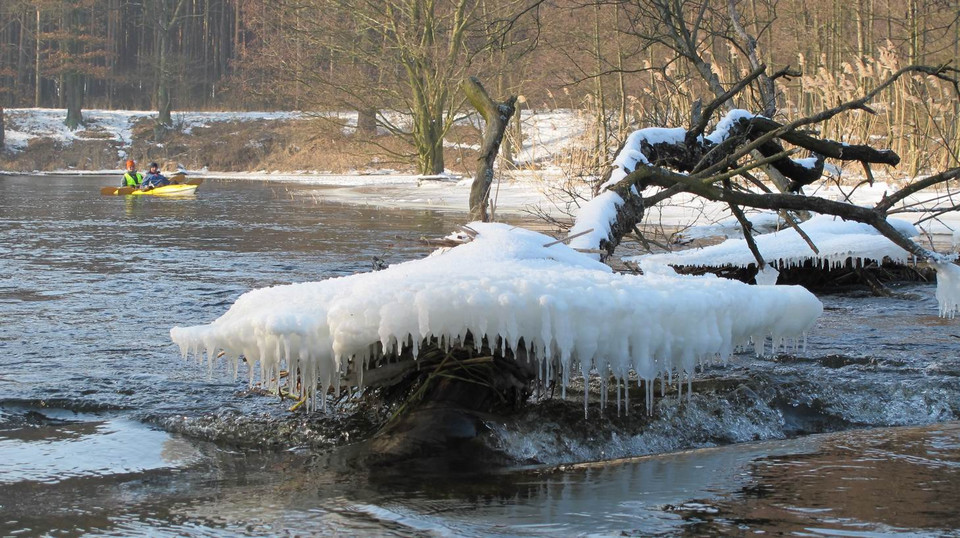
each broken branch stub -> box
[463,76,517,222]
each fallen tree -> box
[569,64,960,277]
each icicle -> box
[624,377,629,416]
[616,376,621,417]
[583,378,589,419]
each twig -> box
[780,211,820,255]
[686,64,768,144]
[727,200,765,270]
[862,161,875,186]
[544,228,594,247]
[458,224,480,237]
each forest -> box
[0,0,958,175]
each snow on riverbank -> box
[1,108,305,156]
[1,107,588,172]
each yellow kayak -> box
[129,184,198,196]
[100,178,202,196]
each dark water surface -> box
[2,174,959,536]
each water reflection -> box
[702,425,960,534]
[345,424,960,535]
[0,407,201,485]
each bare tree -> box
[244,0,542,175]
[148,0,189,126]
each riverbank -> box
[0,107,590,176]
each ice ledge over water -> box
[633,215,921,271]
[171,223,823,412]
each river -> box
[1,174,958,536]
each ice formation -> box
[632,216,960,318]
[171,223,823,412]
[633,215,921,272]
[935,262,960,318]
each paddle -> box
[100,186,136,195]
[167,173,202,186]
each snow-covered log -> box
[571,65,960,266]
[171,223,822,413]
[568,65,960,313]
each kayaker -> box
[140,162,170,190]
[121,160,143,187]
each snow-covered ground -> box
[2,108,304,155]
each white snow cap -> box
[635,215,920,271]
[580,110,822,251]
[171,223,823,412]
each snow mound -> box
[171,223,823,412]
[633,215,920,271]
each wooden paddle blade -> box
[115,187,136,195]
[169,172,187,184]
[100,186,119,195]
[185,177,203,186]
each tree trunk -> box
[34,8,41,107]
[157,29,173,126]
[593,2,608,167]
[357,108,378,137]
[64,74,83,130]
[415,109,446,176]
[0,106,5,148]
[366,340,536,464]
[462,77,517,222]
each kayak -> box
[100,177,202,196]
[130,184,198,196]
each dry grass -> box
[130,118,416,173]
[572,43,960,184]
[1,137,121,171]
[780,44,959,178]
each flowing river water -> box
[2,174,959,536]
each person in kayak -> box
[140,162,170,190]
[121,159,143,187]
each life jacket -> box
[123,171,143,186]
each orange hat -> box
[125,159,135,169]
